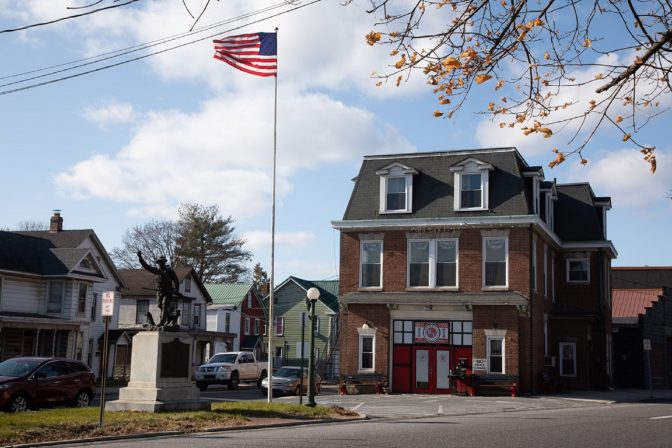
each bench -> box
[538,368,562,393]
[474,374,519,397]
[340,373,388,395]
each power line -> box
[0,0,322,96]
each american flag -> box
[213,32,277,77]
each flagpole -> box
[267,27,278,404]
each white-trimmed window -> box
[567,259,590,283]
[77,282,88,314]
[314,315,320,333]
[487,337,505,374]
[194,304,201,326]
[181,301,191,326]
[545,192,555,231]
[360,240,383,288]
[532,237,537,293]
[377,163,417,213]
[559,342,577,377]
[136,300,149,324]
[184,276,191,293]
[551,254,556,302]
[483,237,508,288]
[275,317,284,336]
[247,292,252,308]
[451,159,493,211]
[408,239,458,288]
[244,317,250,335]
[91,292,98,321]
[47,280,64,313]
[225,312,231,333]
[359,335,374,372]
[543,245,548,297]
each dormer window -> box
[376,162,418,214]
[450,158,493,211]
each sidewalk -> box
[544,388,672,404]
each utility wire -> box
[0,0,321,96]
[0,1,297,87]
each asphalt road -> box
[55,401,672,448]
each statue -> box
[137,251,181,331]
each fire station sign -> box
[414,321,449,344]
[101,291,115,317]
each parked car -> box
[260,366,321,397]
[0,357,96,412]
[194,351,267,391]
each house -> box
[204,283,266,359]
[611,267,672,388]
[332,148,615,394]
[113,266,228,379]
[263,277,339,379]
[0,211,124,377]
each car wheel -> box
[228,372,239,390]
[257,371,267,388]
[8,393,29,412]
[197,382,208,391]
[74,390,92,408]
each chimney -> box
[49,210,63,233]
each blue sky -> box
[0,1,670,284]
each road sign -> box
[643,339,652,351]
[102,291,115,317]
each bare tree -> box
[110,220,178,269]
[15,220,48,231]
[358,0,671,171]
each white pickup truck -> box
[194,351,267,391]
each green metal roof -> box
[205,283,253,306]
[283,277,340,313]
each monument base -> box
[105,331,211,413]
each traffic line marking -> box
[438,405,443,415]
[650,415,672,420]
[352,402,364,411]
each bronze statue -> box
[137,251,181,330]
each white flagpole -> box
[267,27,278,404]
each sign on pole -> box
[102,291,115,317]
[643,338,652,351]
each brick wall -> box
[339,304,390,376]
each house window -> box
[184,276,191,293]
[91,293,98,321]
[450,321,473,346]
[567,259,589,283]
[487,337,505,374]
[532,238,537,293]
[543,245,548,297]
[77,282,88,314]
[545,193,554,231]
[254,318,259,335]
[451,159,492,211]
[47,281,64,313]
[314,316,320,333]
[393,320,414,344]
[0,277,4,306]
[136,300,149,324]
[245,317,250,335]
[275,317,284,336]
[377,163,417,213]
[359,335,374,371]
[181,301,191,326]
[360,241,383,288]
[408,239,458,288]
[247,292,252,308]
[225,312,231,333]
[551,254,556,302]
[194,304,201,326]
[559,342,577,377]
[483,237,508,288]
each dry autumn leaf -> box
[366,31,382,46]
[475,74,492,84]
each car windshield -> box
[0,359,42,377]
[207,354,238,364]
[274,368,303,378]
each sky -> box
[0,0,670,285]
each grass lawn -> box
[0,402,358,446]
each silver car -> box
[260,366,321,396]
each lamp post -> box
[306,287,320,407]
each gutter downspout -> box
[529,224,535,394]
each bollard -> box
[511,382,518,397]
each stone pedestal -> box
[105,331,210,412]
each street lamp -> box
[306,287,320,407]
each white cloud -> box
[568,148,671,209]
[55,87,414,219]
[83,100,137,128]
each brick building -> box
[332,148,615,394]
